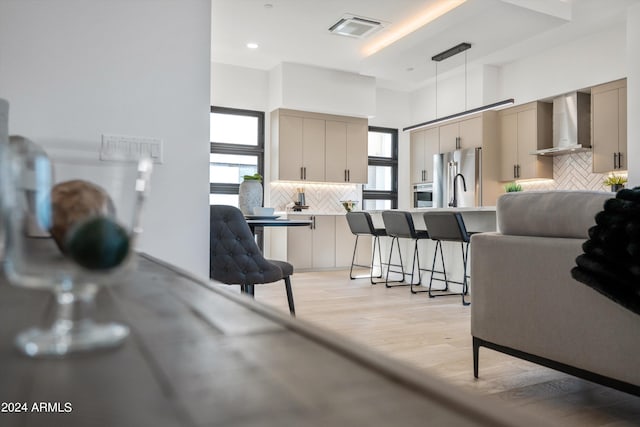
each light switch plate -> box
[100,134,163,164]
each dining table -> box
[244,216,312,251]
[0,249,550,427]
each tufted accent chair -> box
[210,205,295,314]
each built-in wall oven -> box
[413,183,434,208]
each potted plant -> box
[239,173,263,215]
[504,182,522,193]
[603,173,627,192]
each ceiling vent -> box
[328,14,384,39]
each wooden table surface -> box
[0,252,548,427]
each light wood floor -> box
[247,269,640,427]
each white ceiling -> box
[212,0,638,91]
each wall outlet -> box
[100,134,163,163]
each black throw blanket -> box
[571,187,640,316]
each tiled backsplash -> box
[520,151,616,192]
[270,182,361,213]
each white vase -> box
[238,180,263,215]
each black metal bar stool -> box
[381,211,430,292]
[345,211,388,284]
[422,211,475,306]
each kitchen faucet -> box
[449,173,467,207]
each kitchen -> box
[210,2,633,278]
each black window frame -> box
[209,106,265,199]
[363,126,398,210]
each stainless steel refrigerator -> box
[432,147,482,208]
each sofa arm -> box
[470,232,640,386]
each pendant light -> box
[403,42,514,132]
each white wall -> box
[273,62,377,118]
[627,5,640,187]
[211,63,269,111]
[499,25,627,104]
[0,0,212,277]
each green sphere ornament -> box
[65,216,130,270]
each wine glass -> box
[1,140,153,357]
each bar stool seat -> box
[346,211,387,284]
[381,211,430,292]
[422,211,475,306]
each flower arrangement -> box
[603,173,627,186]
[504,181,522,192]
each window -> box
[210,106,264,206]
[363,127,398,210]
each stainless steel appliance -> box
[413,182,434,208]
[433,147,482,208]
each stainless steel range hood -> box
[532,92,591,156]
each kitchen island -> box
[365,207,496,293]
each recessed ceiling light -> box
[406,67,415,72]
[264,3,273,8]
[246,43,259,49]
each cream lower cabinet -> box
[499,102,553,181]
[592,79,627,173]
[287,215,370,270]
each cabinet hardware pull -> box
[613,153,618,169]
[618,152,622,169]
[344,170,347,182]
[513,165,516,179]
[303,167,307,180]
[456,136,461,150]
[517,164,521,178]
[312,216,316,230]
[300,167,303,180]
[347,169,350,181]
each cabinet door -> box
[618,87,627,170]
[459,116,482,149]
[279,115,304,181]
[302,118,326,181]
[592,89,620,173]
[346,121,368,183]
[439,122,458,153]
[516,108,537,179]
[423,127,439,182]
[499,112,518,181]
[410,130,426,183]
[312,216,335,269]
[334,215,371,268]
[287,218,313,269]
[325,120,347,182]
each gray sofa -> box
[470,190,640,396]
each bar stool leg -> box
[461,242,470,306]
[349,235,360,280]
[370,235,384,284]
[385,236,408,287]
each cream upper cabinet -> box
[410,127,439,183]
[325,119,368,183]
[274,113,325,181]
[272,109,367,183]
[498,102,553,181]
[592,79,627,173]
[439,116,482,153]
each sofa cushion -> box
[497,190,612,238]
